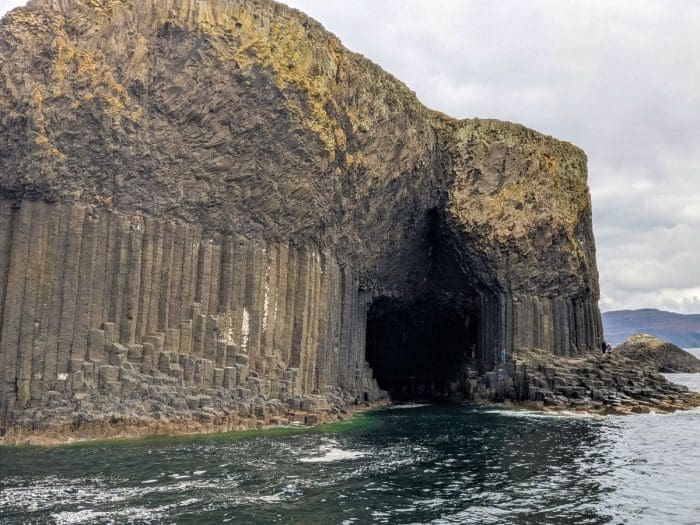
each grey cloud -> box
[0,1,22,14]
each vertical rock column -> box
[31,203,61,404]
[0,200,385,428]
[477,291,602,366]
[16,201,47,409]
[1,202,31,416]
[55,206,86,384]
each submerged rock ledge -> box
[0,0,684,444]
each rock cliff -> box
[0,0,603,442]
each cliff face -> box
[0,0,602,441]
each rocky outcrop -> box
[0,0,603,442]
[465,350,700,415]
[615,333,700,373]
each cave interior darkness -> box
[365,297,480,400]
[364,208,484,400]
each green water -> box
[2,374,700,524]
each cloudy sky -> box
[1,0,699,313]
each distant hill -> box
[603,309,700,348]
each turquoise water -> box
[1,366,699,524]
[2,394,700,524]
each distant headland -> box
[603,309,700,347]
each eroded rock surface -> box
[0,0,606,442]
[615,333,700,373]
[466,350,700,415]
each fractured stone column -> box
[1,202,32,411]
[55,206,86,380]
[281,245,298,367]
[290,247,310,370]
[43,204,70,389]
[17,201,47,408]
[71,212,99,361]
[169,224,186,328]
[147,222,164,335]
[207,238,222,315]
[157,222,175,332]
[260,245,278,358]
[195,238,212,316]
[135,218,155,340]
[32,203,61,403]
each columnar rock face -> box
[0,0,602,440]
[0,200,382,439]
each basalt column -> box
[0,201,383,431]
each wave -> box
[299,448,366,463]
[300,438,367,463]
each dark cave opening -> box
[363,206,489,401]
[365,296,480,400]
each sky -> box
[1,0,699,313]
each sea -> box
[1,351,699,525]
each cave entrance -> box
[365,296,480,400]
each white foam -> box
[255,493,286,503]
[52,509,107,524]
[388,403,429,409]
[193,470,206,476]
[52,504,175,524]
[1,475,223,524]
[300,448,366,463]
[482,408,599,419]
[245,483,301,504]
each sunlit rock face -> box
[0,0,601,440]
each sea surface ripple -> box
[1,367,699,524]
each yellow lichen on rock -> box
[50,30,142,122]
[34,133,50,145]
[52,35,76,92]
[443,118,593,283]
[189,4,348,158]
[4,8,43,29]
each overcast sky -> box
[1,0,699,313]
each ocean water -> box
[686,348,700,359]
[1,377,699,523]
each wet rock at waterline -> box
[464,349,700,415]
[0,0,658,444]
